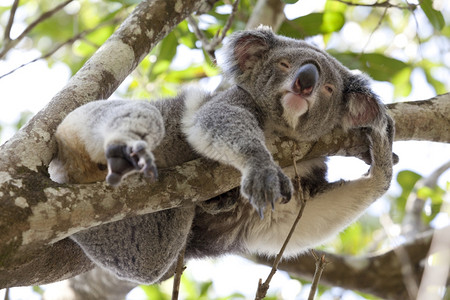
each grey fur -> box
[50,27,394,284]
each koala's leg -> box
[50,100,164,185]
[290,117,394,246]
[71,206,195,284]
[183,99,293,216]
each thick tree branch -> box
[387,93,450,142]
[245,0,285,30]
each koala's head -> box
[219,27,385,141]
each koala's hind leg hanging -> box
[71,206,196,284]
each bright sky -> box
[0,0,449,299]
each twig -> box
[334,0,417,10]
[402,160,450,238]
[3,288,10,300]
[171,246,186,300]
[0,0,74,59]
[0,17,122,79]
[308,250,329,300]
[188,0,240,62]
[380,214,419,299]
[3,0,20,43]
[360,6,388,55]
[254,145,307,300]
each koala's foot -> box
[105,141,158,186]
[241,166,293,218]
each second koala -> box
[50,27,394,284]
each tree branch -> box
[387,93,450,142]
[334,0,417,10]
[0,17,123,79]
[0,95,448,288]
[0,0,74,59]
[245,0,285,31]
[253,227,449,300]
[3,0,19,44]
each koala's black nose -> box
[293,63,319,95]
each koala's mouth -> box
[282,92,309,115]
[281,92,310,129]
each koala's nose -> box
[293,63,319,96]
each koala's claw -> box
[105,142,158,186]
[242,166,293,218]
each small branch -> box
[171,246,186,300]
[380,214,419,299]
[3,0,19,43]
[0,17,122,79]
[402,160,450,238]
[188,0,240,62]
[360,6,388,55]
[0,0,74,59]
[308,250,329,300]
[254,146,308,299]
[334,0,417,10]
[3,288,10,300]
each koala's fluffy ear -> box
[342,74,386,131]
[220,26,276,81]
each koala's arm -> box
[49,100,164,185]
[244,116,395,256]
[300,118,395,245]
[182,89,293,216]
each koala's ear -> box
[220,27,275,78]
[342,74,385,131]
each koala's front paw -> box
[241,166,293,218]
[105,141,158,186]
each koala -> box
[49,27,394,284]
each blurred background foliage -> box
[1,0,448,98]
[0,0,448,299]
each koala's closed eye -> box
[278,60,291,71]
[324,84,334,94]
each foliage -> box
[1,0,448,98]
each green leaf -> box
[331,52,409,82]
[283,0,299,4]
[140,284,170,300]
[15,111,33,130]
[324,0,348,12]
[158,31,178,63]
[391,67,412,97]
[417,186,445,205]
[397,170,422,192]
[279,12,345,38]
[420,0,445,31]
[390,170,423,222]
